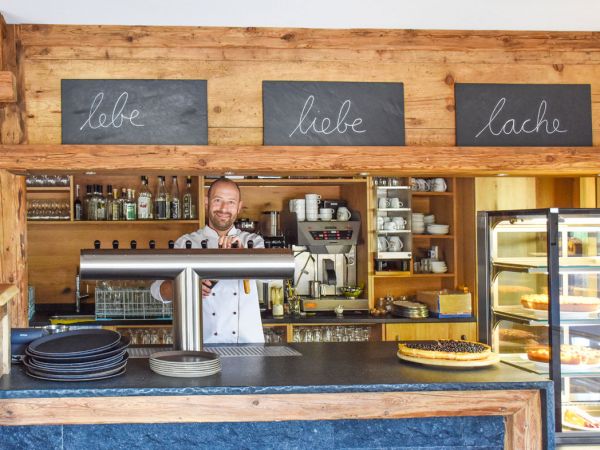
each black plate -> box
[24,359,128,380]
[25,367,126,382]
[23,354,129,374]
[27,329,121,357]
[25,336,129,363]
[27,350,127,370]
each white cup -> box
[392,217,407,229]
[378,197,390,209]
[383,221,397,231]
[319,208,334,215]
[305,194,321,208]
[377,216,385,230]
[377,237,388,252]
[389,198,403,209]
[432,178,447,192]
[306,213,319,221]
[319,213,333,221]
[388,236,403,252]
[336,207,351,221]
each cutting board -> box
[397,351,501,368]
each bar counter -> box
[0,342,553,449]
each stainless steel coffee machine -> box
[283,212,366,310]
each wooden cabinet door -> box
[384,322,476,342]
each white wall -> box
[1,0,599,31]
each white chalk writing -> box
[80,91,144,131]
[289,95,366,137]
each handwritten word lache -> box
[80,91,145,131]
[475,98,567,139]
[289,95,366,137]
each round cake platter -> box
[397,351,501,369]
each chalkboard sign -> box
[263,81,405,146]
[455,83,592,146]
[61,79,208,144]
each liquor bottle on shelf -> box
[137,176,153,220]
[183,176,195,219]
[74,184,82,221]
[88,185,98,221]
[170,176,181,219]
[83,184,93,220]
[108,187,120,220]
[96,185,106,221]
[155,176,168,220]
[119,188,128,219]
[125,189,137,221]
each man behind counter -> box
[150,177,265,343]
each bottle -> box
[109,187,120,220]
[88,185,98,221]
[170,176,181,219]
[137,176,153,220]
[183,176,195,219]
[83,184,92,220]
[154,176,168,220]
[74,184,82,221]
[119,187,128,219]
[271,286,284,319]
[125,188,137,220]
[96,185,106,220]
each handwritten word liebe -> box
[80,91,144,131]
[289,95,366,137]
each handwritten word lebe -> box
[476,97,567,138]
[80,91,144,131]
[289,95,366,137]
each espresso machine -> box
[282,211,368,311]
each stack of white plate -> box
[423,214,435,225]
[427,224,450,235]
[412,213,425,234]
[431,261,448,273]
[149,350,221,378]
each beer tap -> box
[112,240,119,249]
[149,240,156,249]
[168,240,175,249]
[130,240,137,249]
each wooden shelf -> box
[28,220,198,225]
[411,191,453,196]
[412,234,454,239]
[374,272,455,278]
[205,177,366,186]
[26,187,70,192]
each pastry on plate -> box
[520,294,600,312]
[527,344,600,365]
[398,339,491,361]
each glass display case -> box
[477,208,600,445]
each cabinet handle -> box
[461,334,467,340]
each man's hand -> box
[218,235,243,249]
[161,279,216,299]
[202,280,216,298]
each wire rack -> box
[95,287,172,320]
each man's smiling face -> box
[206,181,242,232]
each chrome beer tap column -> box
[79,248,295,351]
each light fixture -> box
[85,171,96,175]
[496,173,508,177]
[359,172,369,177]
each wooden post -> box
[0,14,28,327]
[0,284,18,375]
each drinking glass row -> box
[292,325,371,343]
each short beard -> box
[209,213,234,232]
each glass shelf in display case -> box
[477,208,600,445]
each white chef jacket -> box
[150,226,265,344]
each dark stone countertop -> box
[0,342,551,400]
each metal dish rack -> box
[95,287,172,320]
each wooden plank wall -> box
[13,26,600,147]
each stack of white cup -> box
[305,194,320,221]
[289,198,306,221]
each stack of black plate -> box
[23,329,129,381]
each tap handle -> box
[200,239,208,249]
[231,241,239,249]
[168,240,175,249]
[112,240,119,249]
[185,240,193,249]
[93,240,101,249]
[247,240,254,249]
[130,240,137,249]
[149,240,156,249]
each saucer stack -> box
[427,224,450,235]
[23,329,129,381]
[412,213,425,234]
[150,350,221,377]
[391,300,430,318]
[431,261,448,273]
